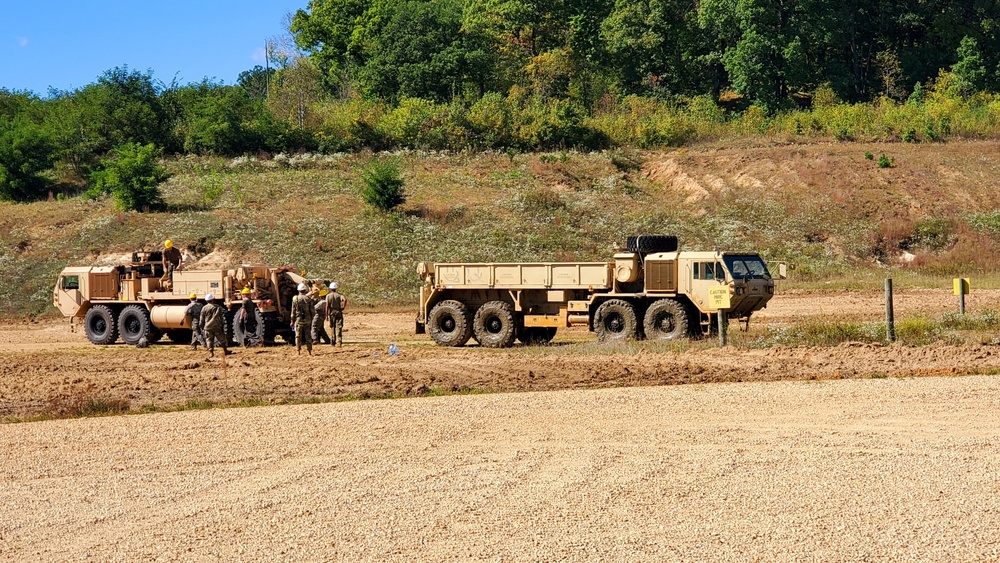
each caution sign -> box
[953,278,970,296]
[708,286,731,310]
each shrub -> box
[877,154,893,168]
[87,142,168,211]
[360,158,405,212]
[864,151,874,160]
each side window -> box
[703,263,714,280]
[61,275,80,290]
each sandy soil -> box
[1,288,999,419]
[3,288,1000,560]
[3,374,1000,561]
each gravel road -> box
[3,375,999,561]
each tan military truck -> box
[416,235,778,347]
[53,251,312,346]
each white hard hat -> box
[330,281,338,290]
[297,283,307,291]
[205,293,215,301]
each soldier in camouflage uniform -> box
[290,283,315,355]
[325,281,347,347]
[312,288,332,345]
[199,294,229,357]
[184,292,206,350]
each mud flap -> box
[415,318,425,334]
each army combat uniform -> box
[185,299,206,350]
[199,301,229,356]
[311,297,331,345]
[326,290,346,346]
[291,294,316,355]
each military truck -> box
[415,235,778,347]
[53,251,312,346]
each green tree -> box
[952,36,986,96]
[354,0,470,101]
[88,143,169,211]
[360,158,405,212]
[0,117,56,201]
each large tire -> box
[234,306,267,347]
[626,234,678,254]
[643,298,689,341]
[428,300,473,347]
[594,299,639,342]
[83,305,118,345]
[517,326,557,345]
[473,300,517,348]
[118,304,153,345]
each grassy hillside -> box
[5,141,1000,318]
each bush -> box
[877,154,893,168]
[87,142,168,211]
[360,158,405,212]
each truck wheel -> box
[594,299,639,342]
[234,306,266,347]
[428,300,473,347]
[643,298,689,341]
[517,327,557,345]
[626,234,678,254]
[473,301,517,348]
[83,305,118,345]
[119,304,153,345]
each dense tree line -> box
[292,0,1000,107]
[2,0,1000,204]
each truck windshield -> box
[723,255,771,279]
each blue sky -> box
[2,1,308,96]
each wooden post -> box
[959,289,966,316]
[718,310,728,347]
[885,278,895,343]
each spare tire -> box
[626,234,678,254]
[234,306,266,347]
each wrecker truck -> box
[54,251,312,346]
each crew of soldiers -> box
[160,239,350,357]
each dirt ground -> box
[4,289,1000,561]
[2,288,999,419]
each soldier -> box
[162,239,183,272]
[160,239,183,291]
[199,293,229,357]
[325,281,347,347]
[290,283,315,355]
[238,287,258,346]
[184,292,206,350]
[312,287,331,345]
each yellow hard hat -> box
[319,289,329,297]
[189,292,197,299]
[241,287,251,295]
[164,239,173,249]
